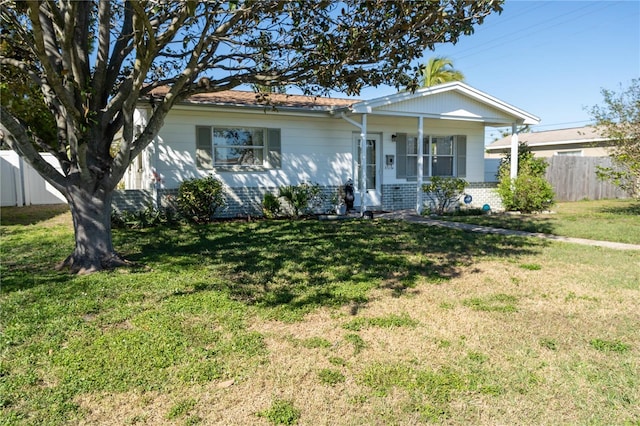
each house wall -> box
[121,106,496,216]
[146,107,356,189]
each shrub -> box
[278,182,323,217]
[176,176,225,223]
[422,177,467,215]
[498,174,555,213]
[262,192,282,219]
[497,143,555,213]
[111,204,177,229]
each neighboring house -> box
[485,126,627,201]
[485,126,610,158]
[117,82,539,216]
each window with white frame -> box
[554,150,582,156]
[196,126,281,170]
[396,133,466,179]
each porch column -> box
[416,116,424,214]
[510,122,519,179]
[360,114,367,216]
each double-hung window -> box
[196,126,281,170]
[396,133,466,179]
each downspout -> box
[510,122,519,179]
[416,116,424,214]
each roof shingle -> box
[147,87,355,111]
[486,126,607,150]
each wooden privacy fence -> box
[544,156,628,201]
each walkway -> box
[376,210,640,251]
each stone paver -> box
[376,210,640,251]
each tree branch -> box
[0,105,67,193]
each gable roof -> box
[348,82,540,126]
[486,126,608,151]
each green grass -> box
[1,203,639,424]
[342,312,418,331]
[442,199,640,244]
[462,293,519,313]
[318,368,346,386]
[358,361,501,422]
[257,399,301,425]
[590,338,631,353]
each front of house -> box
[116,82,539,216]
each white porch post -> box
[416,116,424,214]
[510,122,519,179]
[360,114,367,216]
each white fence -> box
[1,151,66,207]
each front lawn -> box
[441,198,640,244]
[1,206,638,424]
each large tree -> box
[588,79,640,199]
[0,0,503,273]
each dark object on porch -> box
[344,179,355,210]
[362,210,373,219]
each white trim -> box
[166,103,335,119]
[349,82,540,125]
[510,123,518,179]
[416,117,424,214]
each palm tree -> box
[420,56,465,87]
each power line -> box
[449,2,617,62]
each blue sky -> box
[352,0,640,141]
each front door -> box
[354,133,381,208]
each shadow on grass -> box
[1,218,547,319]
[114,218,546,319]
[598,201,640,216]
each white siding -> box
[143,106,488,192]
[148,108,357,189]
[377,91,516,124]
[361,115,486,186]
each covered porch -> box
[338,82,540,214]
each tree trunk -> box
[58,185,127,274]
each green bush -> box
[497,143,555,213]
[111,204,177,229]
[278,182,322,217]
[176,176,225,223]
[422,177,467,215]
[498,174,555,213]
[262,192,282,219]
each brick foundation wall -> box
[112,190,153,212]
[112,182,503,217]
[463,182,503,211]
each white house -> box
[117,82,539,216]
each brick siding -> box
[112,182,503,217]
